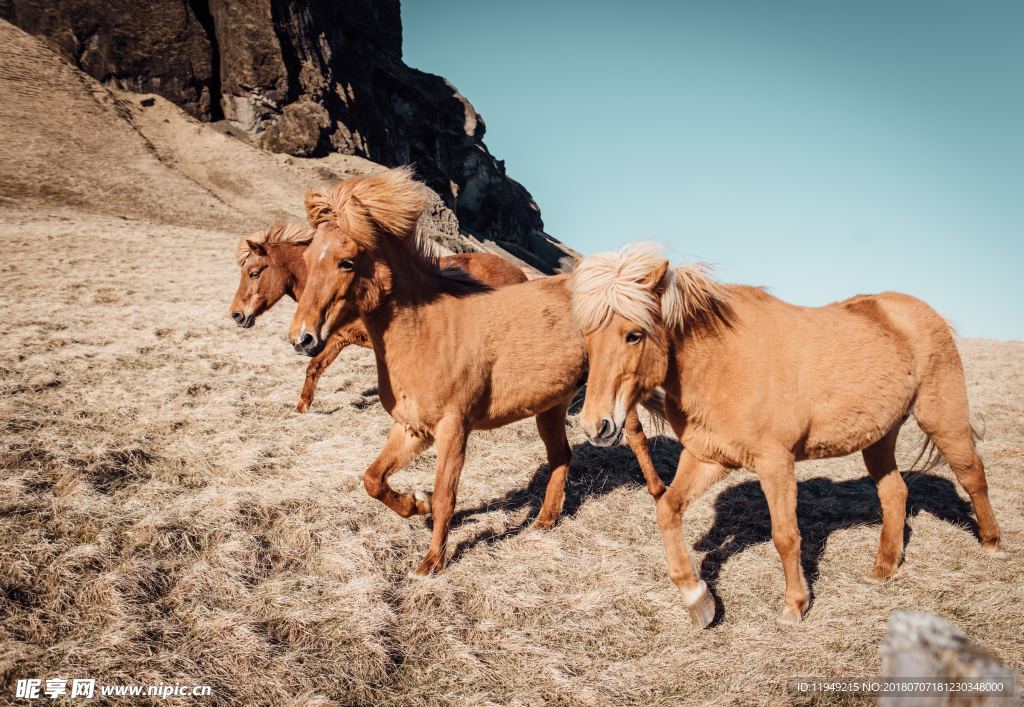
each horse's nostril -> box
[300,332,316,350]
[231,311,244,325]
[598,418,613,439]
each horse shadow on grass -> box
[693,470,979,623]
[447,436,980,621]
[446,435,684,565]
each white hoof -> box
[983,543,1007,558]
[414,490,432,514]
[681,580,716,629]
[777,605,804,626]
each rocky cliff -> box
[0,0,574,271]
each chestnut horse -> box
[229,223,527,411]
[570,241,1001,627]
[287,168,666,575]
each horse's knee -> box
[772,528,800,556]
[959,472,988,498]
[880,473,908,503]
[656,493,682,530]
[363,473,384,500]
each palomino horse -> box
[229,223,527,411]
[570,242,1001,627]
[287,168,666,575]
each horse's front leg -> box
[296,320,370,412]
[412,415,468,576]
[363,423,432,517]
[755,451,810,625]
[657,450,727,628]
[624,407,665,500]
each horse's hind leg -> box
[413,415,468,576]
[914,360,1001,551]
[862,426,908,581]
[534,400,573,529]
[923,430,1000,552]
[624,407,666,500]
[363,422,432,518]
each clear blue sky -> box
[403,1,1023,339]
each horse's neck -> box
[274,244,308,300]
[358,249,451,364]
[667,323,725,415]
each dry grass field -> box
[1,204,1022,705]
[1,19,1022,706]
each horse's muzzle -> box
[231,311,255,328]
[587,417,624,448]
[295,332,323,357]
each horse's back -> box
[831,291,960,374]
[709,288,946,458]
[442,252,527,288]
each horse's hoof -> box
[867,564,897,583]
[777,605,804,626]
[983,541,1006,558]
[533,515,557,530]
[410,558,442,577]
[414,491,432,515]
[295,400,310,413]
[682,580,716,629]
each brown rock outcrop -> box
[1,0,576,270]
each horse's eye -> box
[625,329,644,345]
[338,259,354,271]
[248,270,261,279]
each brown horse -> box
[570,241,1001,627]
[229,223,527,412]
[287,168,666,575]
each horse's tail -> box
[908,432,944,473]
[639,387,669,437]
[970,416,985,450]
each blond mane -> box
[304,166,431,257]
[570,241,732,335]
[235,222,315,266]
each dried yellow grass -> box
[1,206,1022,705]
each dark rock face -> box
[0,1,220,118]
[2,0,570,269]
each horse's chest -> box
[376,364,428,425]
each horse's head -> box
[571,244,673,446]
[289,168,426,356]
[571,242,731,447]
[230,225,313,328]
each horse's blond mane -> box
[235,223,315,266]
[570,241,732,335]
[304,167,430,256]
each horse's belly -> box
[800,391,912,459]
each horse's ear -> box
[639,260,669,293]
[246,239,267,257]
